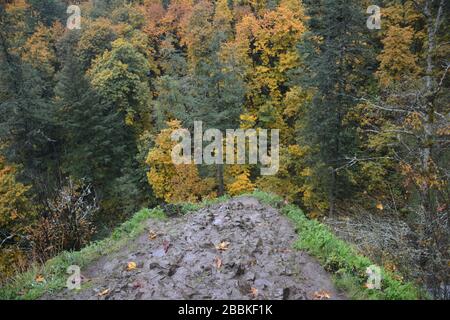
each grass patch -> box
[250,190,424,300]
[0,207,166,300]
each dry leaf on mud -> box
[127,261,137,271]
[250,287,258,298]
[97,289,110,297]
[163,240,171,253]
[214,257,222,269]
[216,241,230,251]
[35,275,45,283]
[313,290,331,300]
[148,230,158,240]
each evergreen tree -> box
[0,6,61,201]
[55,39,145,219]
[26,0,65,27]
[299,0,374,215]
[184,0,245,194]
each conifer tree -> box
[299,0,374,215]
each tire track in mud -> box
[45,197,345,300]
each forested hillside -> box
[0,0,448,299]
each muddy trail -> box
[45,197,344,300]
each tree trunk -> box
[329,167,336,216]
[216,164,224,196]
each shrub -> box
[28,180,97,263]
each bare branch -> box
[434,62,450,95]
[0,233,16,249]
[434,0,445,35]
[334,156,394,172]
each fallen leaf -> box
[313,290,331,300]
[97,289,110,297]
[214,257,222,269]
[384,262,397,272]
[393,274,403,281]
[216,241,230,251]
[10,210,18,220]
[363,283,370,289]
[148,230,158,240]
[35,275,45,283]
[127,261,137,271]
[250,287,258,298]
[163,240,171,253]
[376,203,384,210]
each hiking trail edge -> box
[44,197,345,300]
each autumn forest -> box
[0,0,448,299]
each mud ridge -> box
[45,197,344,300]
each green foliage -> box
[77,18,117,69]
[55,45,147,226]
[26,0,65,27]
[88,38,151,131]
[298,0,376,214]
[111,5,146,30]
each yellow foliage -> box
[0,247,28,283]
[404,112,423,130]
[0,157,34,283]
[21,22,63,78]
[376,25,421,87]
[5,0,28,10]
[234,0,306,115]
[146,120,214,203]
[170,165,217,203]
[239,113,257,129]
[214,0,233,30]
[255,144,308,202]
[231,1,309,202]
[382,2,423,29]
[226,167,255,196]
[0,157,34,232]
[299,179,329,214]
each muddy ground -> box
[45,197,344,300]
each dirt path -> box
[45,197,344,300]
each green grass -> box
[249,190,425,300]
[1,190,425,300]
[0,207,166,300]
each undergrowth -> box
[0,207,166,300]
[250,190,425,300]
